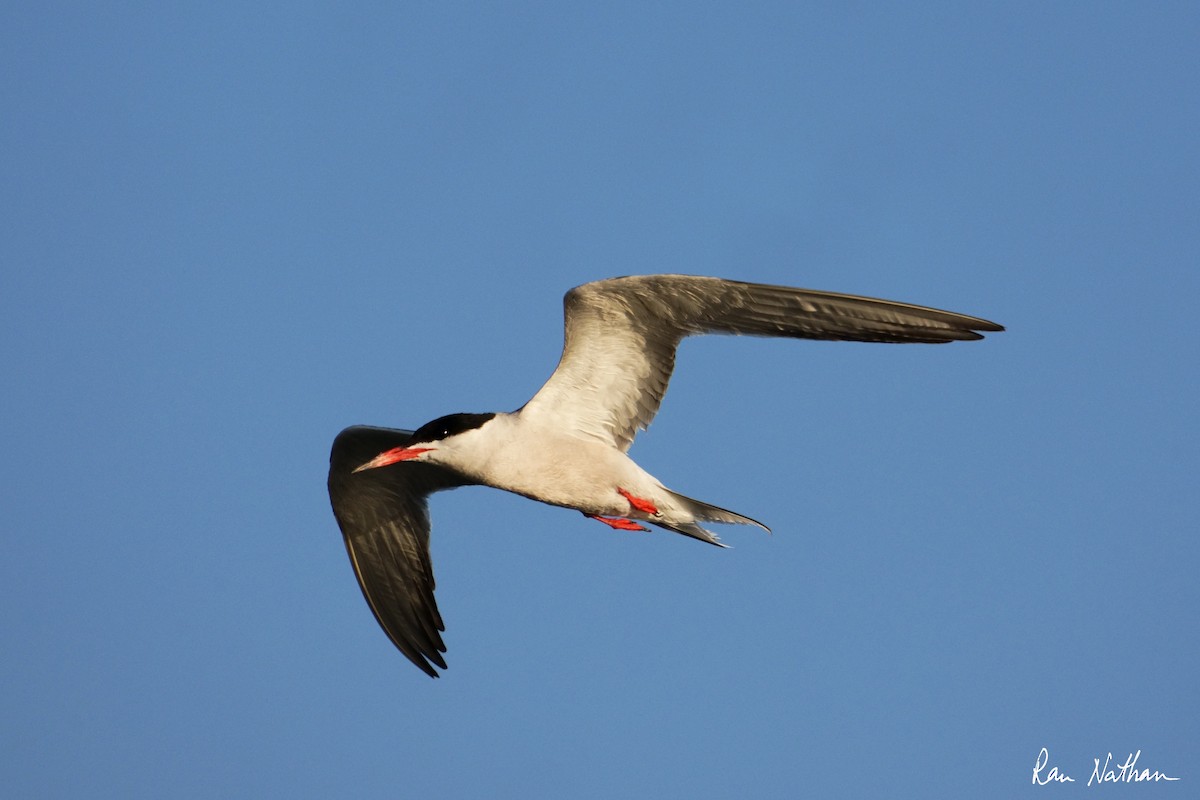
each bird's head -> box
[352,412,497,473]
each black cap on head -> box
[410,412,496,444]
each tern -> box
[327,274,1003,676]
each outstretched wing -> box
[519,275,1003,451]
[328,425,469,678]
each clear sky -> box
[3,3,1197,797]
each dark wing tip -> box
[956,317,1005,336]
[387,625,446,678]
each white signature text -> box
[1032,747,1180,786]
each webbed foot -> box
[617,487,659,516]
[584,513,650,532]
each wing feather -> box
[519,275,1003,450]
[328,425,468,678]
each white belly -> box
[482,432,661,516]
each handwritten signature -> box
[1033,747,1180,786]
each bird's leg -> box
[617,487,660,516]
[583,513,649,532]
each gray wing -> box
[328,426,469,678]
[518,274,1003,451]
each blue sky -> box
[3,2,1197,797]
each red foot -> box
[585,514,649,532]
[617,488,659,516]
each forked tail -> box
[653,489,771,548]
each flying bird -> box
[327,275,1003,676]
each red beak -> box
[352,446,434,473]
